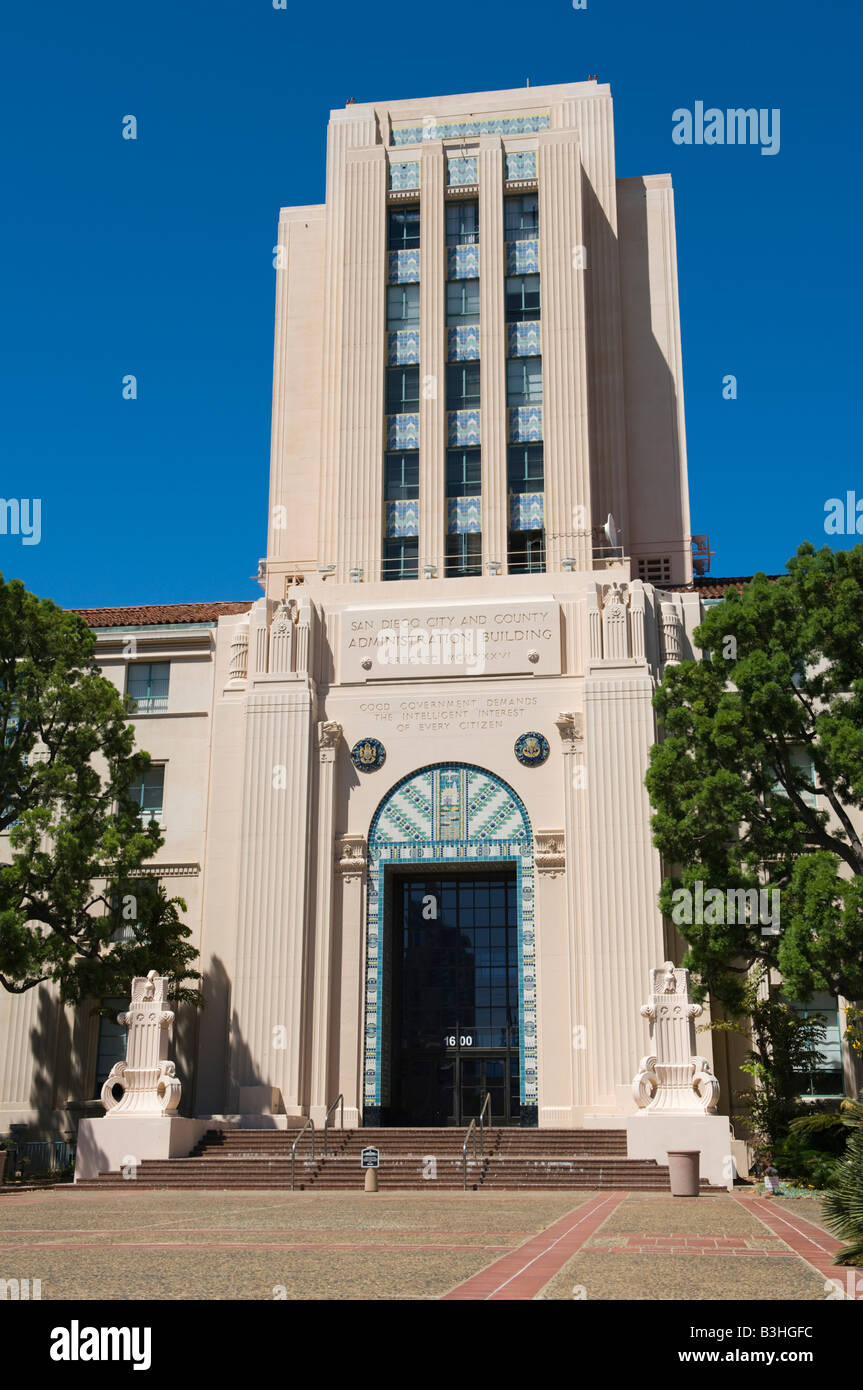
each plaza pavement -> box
[0,1187,850,1301]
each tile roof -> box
[70,601,253,628]
[672,576,782,598]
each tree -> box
[645,542,863,1013]
[822,1100,863,1266]
[0,572,200,1005]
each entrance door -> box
[390,869,521,1126]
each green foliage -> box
[732,970,828,1150]
[0,572,200,1005]
[822,1103,863,1266]
[773,1131,839,1190]
[646,542,863,1011]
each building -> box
[0,81,856,1145]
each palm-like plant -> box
[822,1100,863,1267]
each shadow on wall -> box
[27,984,71,1139]
[195,952,266,1116]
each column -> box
[419,142,445,578]
[309,722,342,1123]
[478,136,508,572]
[335,836,367,1129]
[537,129,592,571]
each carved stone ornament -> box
[101,971,182,1118]
[318,720,343,750]
[535,831,565,876]
[554,711,584,750]
[631,961,720,1114]
[335,835,366,880]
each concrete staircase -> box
[74,1126,721,1192]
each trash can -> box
[667,1149,700,1197]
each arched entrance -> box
[363,763,537,1126]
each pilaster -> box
[478,136,508,572]
[419,143,445,579]
[310,722,342,1122]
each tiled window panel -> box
[387,329,420,366]
[387,249,421,284]
[509,491,545,530]
[508,405,543,443]
[447,325,480,361]
[446,156,478,187]
[507,321,541,357]
[385,499,420,538]
[447,410,481,447]
[386,413,420,450]
[506,238,540,274]
[504,150,537,181]
[392,114,550,145]
[447,496,482,535]
[388,160,420,191]
[446,243,480,279]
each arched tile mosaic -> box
[363,763,537,1118]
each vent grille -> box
[637,556,671,584]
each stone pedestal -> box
[75,1116,210,1181]
[626,962,733,1189]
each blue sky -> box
[1,0,859,608]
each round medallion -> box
[514,731,550,767]
[350,737,387,773]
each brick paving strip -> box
[583,1234,793,1255]
[442,1194,625,1301]
[733,1196,846,1285]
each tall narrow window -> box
[504,194,539,241]
[446,200,479,246]
[388,205,421,249]
[507,444,544,492]
[446,362,481,410]
[445,533,482,578]
[386,283,420,328]
[446,280,480,325]
[127,766,165,825]
[385,452,419,500]
[94,998,129,1099]
[508,529,546,574]
[126,662,170,714]
[383,537,419,582]
[505,274,541,322]
[386,366,420,413]
[506,357,543,405]
[446,449,482,496]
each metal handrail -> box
[479,1091,492,1138]
[290,1117,315,1191]
[462,1118,478,1191]
[323,1094,344,1156]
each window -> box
[790,994,844,1098]
[386,366,420,413]
[446,361,481,410]
[388,205,420,250]
[385,452,419,500]
[445,533,482,577]
[386,283,420,328]
[637,556,672,585]
[504,194,539,241]
[506,356,543,405]
[383,537,419,581]
[507,444,544,492]
[446,200,479,246]
[446,449,482,497]
[94,997,129,1098]
[126,662,170,714]
[505,274,541,322]
[446,279,480,325]
[508,529,546,574]
[127,765,165,824]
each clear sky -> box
[1,0,860,609]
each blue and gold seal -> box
[350,737,387,772]
[514,732,549,767]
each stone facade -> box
[1,82,859,1142]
